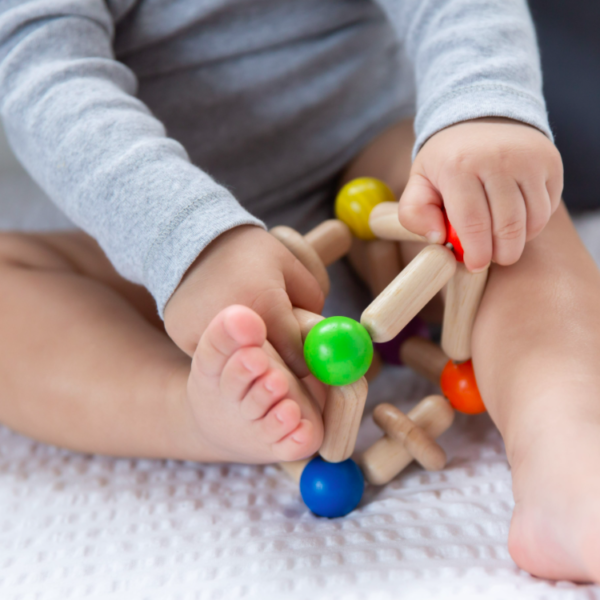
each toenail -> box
[264,380,274,393]
[275,411,285,423]
[240,356,256,374]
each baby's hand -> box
[163,225,325,377]
[398,118,563,271]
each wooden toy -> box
[358,396,454,485]
[293,308,369,462]
[364,239,402,297]
[303,316,373,386]
[369,202,428,243]
[334,177,395,239]
[299,456,365,518]
[442,262,488,361]
[274,177,489,517]
[271,219,352,296]
[401,336,485,414]
[361,244,457,343]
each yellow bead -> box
[334,178,395,240]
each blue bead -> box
[299,456,365,518]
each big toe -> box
[194,305,267,377]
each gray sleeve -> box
[0,0,264,315]
[376,0,553,158]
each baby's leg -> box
[473,205,600,582]
[0,230,321,463]
[345,120,600,582]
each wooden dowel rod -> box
[271,226,331,297]
[304,220,352,266]
[319,376,369,463]
[293,307,324,340]
[400,337,449,385]
[361,244,457,343]
[441,263,489,362]
[358,395,454,485]
[369,202,428,243]
[278,458,311,484]
[365,240,402,297]
[372,403,446,471]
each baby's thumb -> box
[398,172,446,245]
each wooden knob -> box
[304,220,352,266]
[400,337,449,385]
[373,403,446,471]
[358,395,455,485]
[361,244,457,343]
[271,226,330,296]
[369,202,428,243]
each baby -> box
[0,0,598,584]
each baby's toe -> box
[240,368,289,420]
[195,305,267,378]
[272,419,321,462]
[259,398,302,444]
[220,346,270,401]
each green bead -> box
[304,316,374,386]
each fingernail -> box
[471,262,491,273]
[425,230,443,244]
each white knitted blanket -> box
[1,166,600,600]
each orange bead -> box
[440,359,485,414]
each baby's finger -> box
[398,172,446,244]
[485,177,526,265]
[443,174,491,272]
[520,179,552,241]
[284,258,325,316]
[257,291,309,379]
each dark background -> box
[529,0,600,212]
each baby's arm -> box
[0,1,322,370]
[376,0,563,270]
[400,118,562,271]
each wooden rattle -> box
[400,336,485,414]
[275,177,489,518]
[271,219,352,296]
[358,396,454,485]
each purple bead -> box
[373,316,429,366]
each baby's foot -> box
[506,381,600,582]
[184,305,324,463]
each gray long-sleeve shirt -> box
[0,0,551,315]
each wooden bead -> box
[320,376,369,463]
[441,262,489,361]
[358,395,455,485]
[292,307,324,340]
[400,337,449,385]
[304,220,352,266]
[279,457,312,484]
[335,178,395,240]
[440,359,485,414]
[369,202,428,243]
[364,239,402,297]
[361,244,457,343]
[372,403,446,471]
[271,226,330,296]
[292,307,370,462]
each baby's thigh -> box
[341,117,415,197]
[0,230,160,327]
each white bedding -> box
[1,156,600,599]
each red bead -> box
[440,359,485,414]
[443,212,464,262]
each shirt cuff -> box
[413,82,554,160]
[143,189,265,317]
